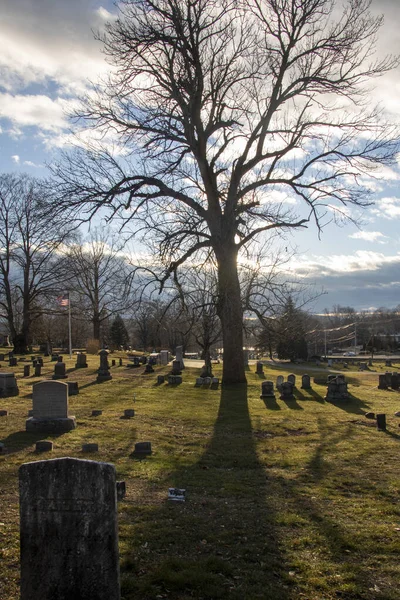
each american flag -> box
[56,293,69,307]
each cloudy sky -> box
[1,0,400,313]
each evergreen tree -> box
[109,315,129,349]
[275,298,308,362]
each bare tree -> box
[65,228,136,342]
[53,0,399,383]
[0,174,73,353]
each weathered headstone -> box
[196,377,204,386]
[301,374,311,389]
[325,376,349,401]
[287,374,296,387]
[133,442,152,456]
[124,409,135,418]
[9,356,17,367]
[144,363,154,374]
[157,375,165,384]
[34,364,42,377]
[23,365,30,377]
[175,346,185,370]
[168,374,182,384]
[0,409,8,416]
[53,361,67,379]
[35,440,53,452]
[279,381,294,400]
[51,353,58,362]
[378,374,388,390]
[0,373,19,397]
[26,381,76,433]
[376,413,386,431]
[256,361,264,375]
[97,349,112,383]
[391,372,400,390]
[91,409,103,417]
[111,359,116,367]
[19,457,120,600]
[75,353,88,368]
[82,443,99,452]
[119,358,123,367]
[0,354,4,361]
[260,380,275,398]
[276,375,284,391]
[211,377,219,387]
[67,381,79,396]
[171,360,181,375]
[159,350,170,365]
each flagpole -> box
[68,293,72,359]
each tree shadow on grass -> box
[120,384,293,600]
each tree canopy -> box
[53,0,399,383]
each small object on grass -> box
[91,409,103,417]
[0,410,8,417]
[168,487,186,502]
[376,413,386,431]
[133,441,152,457]
[124,409,135,418]
[364,412,375,419]
[82,443,99,452]
[35,440,53,452]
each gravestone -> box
[53,361,67,379]
[0,354,4,361]
[327,359,333,367]
[0,373,19,397]
[256,361,264,375]
[325,376,350,401]
[385,360,392,367]
[67,381,79,396]
[159,350,170,365]
[9,356,17,367]
[34,364,42,377]
[391,372,400,390]
[279,381,294,400]
[97,349,112,383]
[196,377,204,386]
[75,353,88,368]
[276,375,284,391]
[144,363,154,374]
[211,377,219,387]
[157,375,165,384]
[376,413,386,431]
[168,374,182,384]
[91,409,103,417]
[19,457,120,600]
[133,442,152,457]
[0,409,8,416]
[111,359,116,367]
[260,380,275,398]
[119,358,123,367]
[287,374,296,387]
[26,381,76,433]
[82,443,99,452]
[359,362,368,371]
[171,360,181,375]
[35,440,53,452]
[175,346,185,370]
[51,354,58,362]
[23,365,30,377]
[124,409,135,418]
[301,374,311,389]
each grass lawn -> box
[0,355,399,599]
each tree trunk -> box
[216,248,246,384]
[93,314,101,341]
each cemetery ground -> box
[0,355,399,599]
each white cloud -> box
[289,250,400,276]
[0,93,72,132]
[23,160,42,168]
[349,231,387,243]
[11,155,20,164]
[371,197,400,219]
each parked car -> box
[343,351,356,356]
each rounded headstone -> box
[35,440,53,452]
